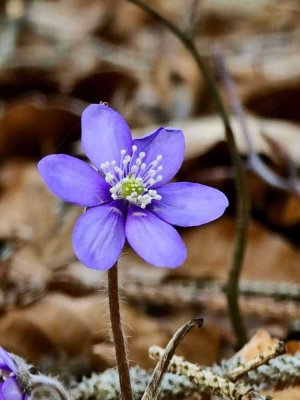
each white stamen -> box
[102,147,164,208]
[105,172,114,183]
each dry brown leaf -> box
[133,114,300,165]
[151,46,203,119]
[0,96,82,160]
[104,0,184,40]
[263,387,300,400]
[42,207,81,270]
[285,341,300,355]
[234,329,279,362]
[0,292,168,369]
[0,67,59,101]
[0,162,57,241]
[27,0,109,40]
[0,293,95,365]
[69,69,138,107]
[155,217,300,283]
[0,288,223,370]
[266,192,300,227]
[245,80,300,123]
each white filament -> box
[100,145,163,208]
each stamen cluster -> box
[100,145,163,209]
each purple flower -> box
[0,347,28,400]
[38,104,228,270]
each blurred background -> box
[0,0,300,383]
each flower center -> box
[100,145,163,209]
[121,175,145,198]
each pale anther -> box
[102,147,164,208]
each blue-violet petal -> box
[125,205,186,268]
[149,182,229,227]
[2,377,23,400]
[81,104,133,169]
[38,154,111,207]
[72,201,126,270]
[0,348,16,373]
[133,127,185,187]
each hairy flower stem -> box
[108,263,132,400]
[127,0,248,348]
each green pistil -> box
[121,177,145,198]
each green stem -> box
[127,0,248,347]
[108,263,133,400]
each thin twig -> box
[227,341,286,382]
[108,263,132,400]
[142,318,203,400]
[127,0,249,348]
[150,346,269,400]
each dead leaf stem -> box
[142,318,203,400]
[127,0,249,348]
[213,48,300,195]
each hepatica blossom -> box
[0,347,28,399]
[39,104,228,270]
